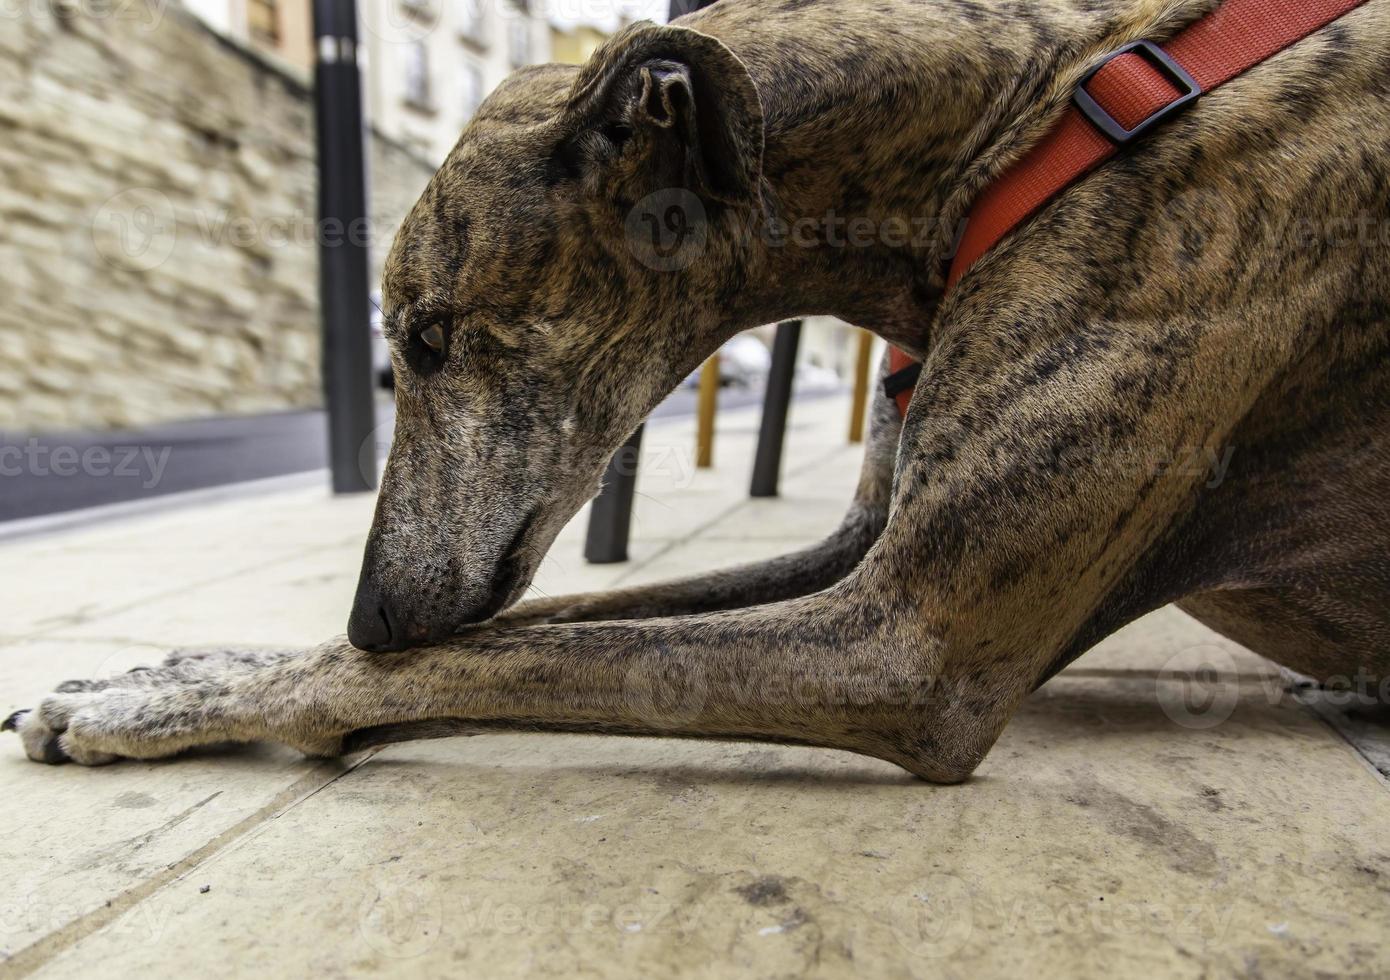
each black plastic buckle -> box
[882,362,922,401]
[1073,40,1202,144]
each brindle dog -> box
[8,0,1389,781]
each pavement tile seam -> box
[11,540,359,646]
[1064,667,1282,683]
[2,755,376,977]
[16,636,299,657]
[1295,698,1390,790]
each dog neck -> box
[688,0,1218,354]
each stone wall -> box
[0,1,436,431]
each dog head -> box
[349,22,766,651]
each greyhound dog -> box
[8,0,1389,781]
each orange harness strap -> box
[885,0,1370,418]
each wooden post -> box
[848,329,874,444]
[696,353,720,468]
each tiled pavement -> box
[2,395,1387,978]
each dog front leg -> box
[8,586,998,782]
[499,354,902,625]
[499,504,885,625]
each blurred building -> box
[180,0,553,164]
[360,0,553,163]
[181,0,316,72]
[0,3,436,430]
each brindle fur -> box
[8,0,1389,781]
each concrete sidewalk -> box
[1,394,1387,978]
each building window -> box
[404,41,434,111]
[247,0,279,43]
[457,0,486,45]
[461,61,485,121]
[507,15,530,67]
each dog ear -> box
[560,22,765,209]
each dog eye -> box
[601,122,634,149]
[419,322,446,353]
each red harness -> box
[884,0,1370,417]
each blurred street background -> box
[0,0,875,527]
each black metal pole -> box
[584,425,644,564]
[313,0,376,493]
[750,320,802,498]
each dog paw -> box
[4,695,123,766]
[7,646,354,766]
[6,664,231,765]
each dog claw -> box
[2,710,27,733]
[38,735,69,765]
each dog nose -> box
[347,580,406,653]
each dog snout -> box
[347,576,408,653]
